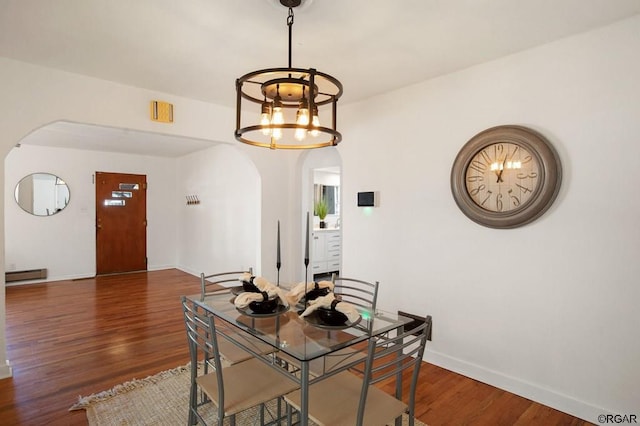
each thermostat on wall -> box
[357,191,376,207]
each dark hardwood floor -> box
[0,269,591,425]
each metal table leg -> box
[395,325,405,426]
[300,361,309,426]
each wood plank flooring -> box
[0,269,591,425]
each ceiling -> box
[2,0,639,156]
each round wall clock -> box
[450,125,562,229]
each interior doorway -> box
[299,148,342,281]
[95,171,147,275]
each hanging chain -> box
[287,7,294,26]
[287,7,294,68]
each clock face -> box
[451,125,562,229]
[465,142,540,213]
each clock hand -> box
[496,157,507,183]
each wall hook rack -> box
[186,195,200,205]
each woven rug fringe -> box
[69,363,190,411]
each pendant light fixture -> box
[235,0,343,150]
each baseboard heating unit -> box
[5,268,47,283]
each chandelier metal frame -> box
[235,2,343,149]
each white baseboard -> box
[424,349,608,424]
[175,265,199,277]
[147,264,175,272]
[0,360,12,379]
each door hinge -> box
[143,220,147,226]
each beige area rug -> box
[70,364,426,425]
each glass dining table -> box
[187,288,412,426]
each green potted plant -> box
[314,198,329,228]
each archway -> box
[5,121,261,283]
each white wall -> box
[239,147,303,284]
[177,144,261,276]
[4,141,266,284]
[338,15,640,422]
[4,144,179,281]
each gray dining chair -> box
[330,275,379,317]
[181,296,299,426]
[199,268,275,367]
[305,276,380,376]
[283,313,432,426]
[200,269,252,298]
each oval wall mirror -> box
[14,173,70,216]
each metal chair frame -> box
[330,275,379,316]
[284,314,432,426]
[200,268,252,298]
[182,296,298,425]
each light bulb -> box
[260,101,271,136]
[296,107,309,126]
[296,94,309,126]
[272,93,284,124]
[271,108,283,140]
[270,92,284,140]
[295,127,307,141]
[271,106,284,125]
[310,108,320,137]
[295,100,309,141]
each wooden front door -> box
[95,172,147,275]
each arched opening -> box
[4,120,261,283]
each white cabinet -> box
[311,230,341,276]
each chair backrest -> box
[200,268,253,298]
[181,296,226,418]
[331,275,379,317]
[357,314,432,425]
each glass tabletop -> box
[188,290,410,362]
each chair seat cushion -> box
[197,357,299,416]
[284,371,408,426]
